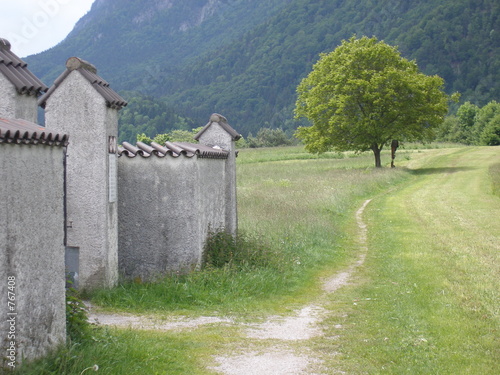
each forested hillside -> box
[26,0,500,142]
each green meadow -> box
[16,145,499,374]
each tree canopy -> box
[437,100,500,146]
[295,36,450,167]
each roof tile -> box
[118,141,229,159]
[0,117,68,147]
[39,57,127,109]
[0,38,48,96]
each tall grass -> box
[89,147,410,315]
[15,145,419,374]
[14,328,211,375]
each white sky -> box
[0,0,95,57]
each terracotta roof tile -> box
[0,38,48,96]
[39,57,127,109]
[0,117,68,147]
[118,141,228,159]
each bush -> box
[246,127,295,148]
[438,101,500,145]
[480,114,500,145]
[202,230,281,270]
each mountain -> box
[25,0,500,141]
[26,0,292,89]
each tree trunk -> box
[371,144,382,168]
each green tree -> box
[455,101,480,144]
[294,36,449,167]
[480,114,500,146]
[152,133,171,145]
[136,133,153,145]
[246,127,295,148]
[474,101,500,145]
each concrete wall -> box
[118,155,227,281]
[0,144,66,365]
[197,121,238,235]
[196,156,228,245]
[44,71,119,289]
[0,74,37,122]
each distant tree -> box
[294,36,450,167]
[435,115,459,142]
[247,127,295,148]
[136,133,153,145]
[168,127,204,143]
[135,128,202,145]
[118,93,193,144]
[152,133,171,145]
[475,101,500,145]
[479,114,500,146]
[455,102,480,144]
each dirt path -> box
[88,199,372,374]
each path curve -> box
[88,199,373,374]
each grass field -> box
[321,147,499,373]
[15,145,499,374]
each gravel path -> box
[88,199,372,374]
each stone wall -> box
[195,115,239,235]
[43,69,120,289]
[0,42,241,368]
[117,151,228,281]
[0,41,239,369]
[0,144,66,365]
[0,74,37,122]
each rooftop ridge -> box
[39,57,127,109]
[194,113,241,142]
[0,37,48,96]
[118,140,229,159]
[0,38,11,51]
[66,57,97,74]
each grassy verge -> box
[489,161,500,197]
[321,147,499,374]
[14,327,227,375]
[16,146,412,374]
[18,145,496,374]
[89,147,411,316]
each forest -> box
[25,0,500,143]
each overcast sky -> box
[0,0,95,58]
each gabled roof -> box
[119,141,229,159]
[39,57,127,109]
[0,117,68,147]
[194,113,241,141]
[0,38,48,96]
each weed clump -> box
[66,286,92,343]
[202,230,283,271]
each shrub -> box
[247,127,295,148]
[66,286,92,343]
[480,114,500,145]
[136,132,153,145]
[202,230,281,270]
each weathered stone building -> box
[1,37,240,366]
[0,38,67,366]
[39,57,240,286]
[39,57,127,289]
[0,39,240,366]
[118,113,240,281]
